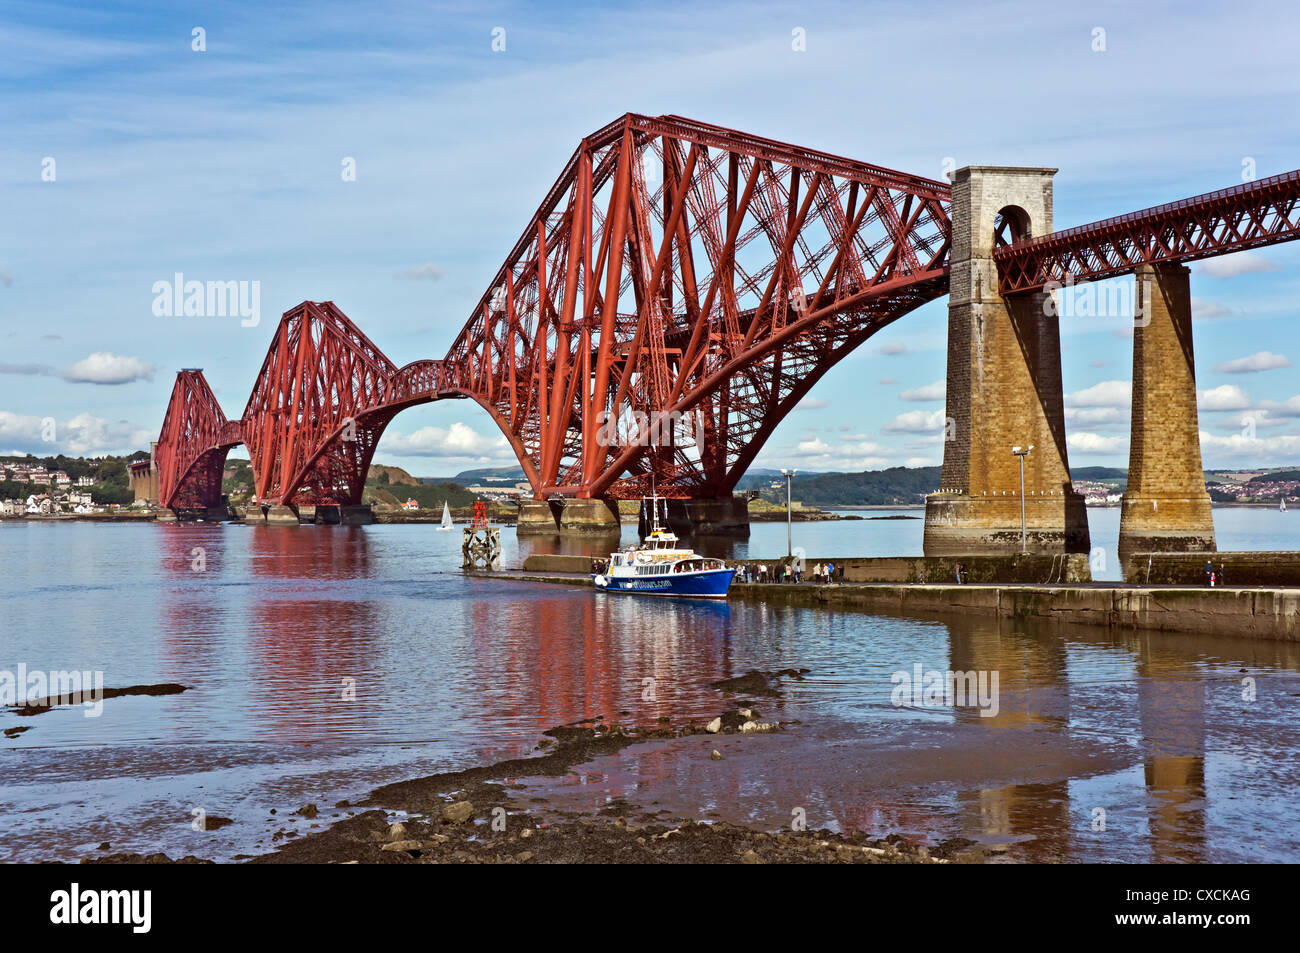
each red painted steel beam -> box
[159,115,957,508]
[995,169,1300,294]
[439,113,952,501]
[155,369,242,509]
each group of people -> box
[1203,560,1228,587]
[735,561,841,584]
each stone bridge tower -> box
[1118,263,1216,562]
[924,166,1090,555]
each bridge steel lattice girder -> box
[994,168,1300,294]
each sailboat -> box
[1282,496,1289,513]
[437,500,454,531]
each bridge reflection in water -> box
[143,526,1298,862]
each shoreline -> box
[0,498,1289,524]
[87,680,981,866]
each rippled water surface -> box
[1,513,1297,863]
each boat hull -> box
[593,567,735,598]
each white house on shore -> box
[25,494,55,515]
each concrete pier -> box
[924,166,1089,556]
[249,504,298,524]
[483,567,1300,642]
[1124,551,1300,587]
[557,497,621,535]
[516,499,561,535]
[337,504,374,525]
[1118,263,1216,562]
[169,504,232,522]
[664,497,751,538]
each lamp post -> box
[1011,445,1034,552]
[780,468,797,557]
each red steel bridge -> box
[153,114,1300,512]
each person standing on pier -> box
[1203,559,1214,587]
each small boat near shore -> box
[592,496,734,598]
[437,500,454,531]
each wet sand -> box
[84,667,1122,864]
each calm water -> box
[0,508,1297,864]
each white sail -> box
[439,500,453,530]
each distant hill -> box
[1073,466,1127,480]
[364,480,478,510]
[738,466,942,506]
[735,464,1147,506]
[367,464,420,486]
[430,466,526,484]
[1249,469,1300,483]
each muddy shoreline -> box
[84,671,988,865]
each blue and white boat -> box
[592,499,734,598]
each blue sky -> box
[2,0,1298,475]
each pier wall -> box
[523,552,1091,583]
[1123,551,1300,587]
[495,567,1299,642]
[728,583,1299,642]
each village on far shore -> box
[2,452,1296,521]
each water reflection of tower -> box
[465,591,736,741]
[242,527,381,742]
[465,593,745,814]
[949,616,1073,861]
[1135,646,1206,863]
[157,522,236,682]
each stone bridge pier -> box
[1117,263,1216,562]
[924,166,1090,555]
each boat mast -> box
[650,471,660,533]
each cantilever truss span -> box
[153,114,1300,512]
[156,114,954,508]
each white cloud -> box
[400,263,445,280]
[1067,432,1128,454]
[62,352,156,385]
[883,409,946,433]
[1195,251,1279,279]
[1065,406,1128,428]
[1197,384,1253,412]
[0,362,56,377]
[1064,379,1131,408]
[766,433,897,472]
[1212,350,1292,373]
[877,341,908,356]
[377,421,512,460]
[0,410,150,456]
[1256,395,1300,418]
[1191,298,1233,320]
[795,437,831,454]
[1199,430,1300,465]
[795,397,829,411]
[899,380,945,402]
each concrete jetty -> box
[478,560,1299,642]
